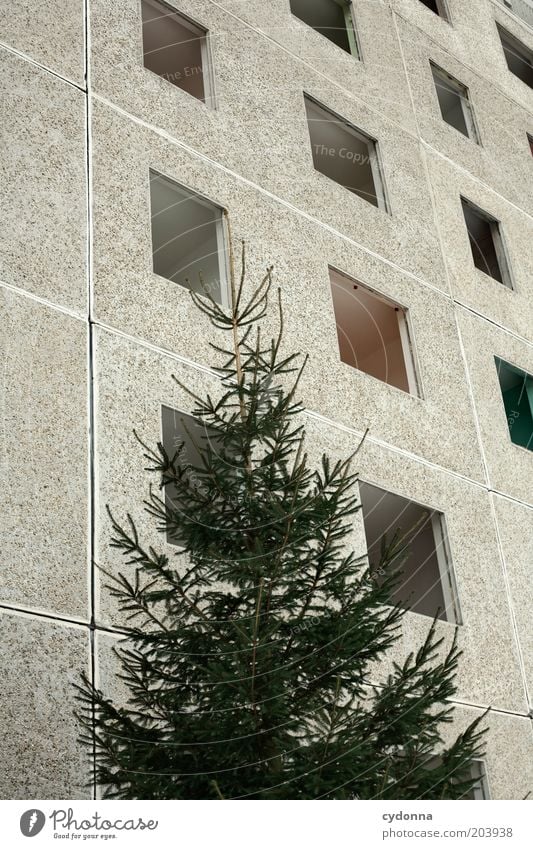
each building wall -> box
[0,0,532,798]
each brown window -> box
[329,268,419,395]
[141,0,214,105]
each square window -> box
[141,0,214,105]
[431,63,479,142]
[497,24,533,89]
[304,95,388,210]
[329,268,419,395]
[149,170,227,304]
[461,198,513,289]
[495,358,533,452]
[289,0,360,57]
[418,0,449,19]
[359,482,461,623]
[161,405,220,545]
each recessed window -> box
[149,170,227,304]
[418,0,449,19]
[289,0,360,56]
[304,95,388,210]
[528,133,533,156]
[329,268,419,395]
[431,63,479,142]
[141,0,214,105]
[461,198,513,289]
[359,482,461,624]
[495,358,533,452]
[467,760,490,800]
[497,24,533,89]
[161,405,221,545]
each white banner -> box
[2,800,531,848]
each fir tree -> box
[77,232,486,799]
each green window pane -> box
[496,358,533,452]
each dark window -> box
[425,758,490,799]
[304,95,388,210]
[495,359,533,452]
[359,482,461,623]
[418,0,449,20]
[149,170,227,303]
[289,0,359,56]
[329,268,419,395]
[461,199,513,289]
[161,406,222,545]
[141,0,214,104]
[497,24,533,89]
[431,63,479,142]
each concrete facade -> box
[0,0,532,798]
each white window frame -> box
[396,311,421,397]
[431,513,462,625]
[141,0,217,108]
[149,169,230,307]
[338,0,361,58]
[430,63,480,143]
[469,759,491,800]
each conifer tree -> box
[77,233,486,799]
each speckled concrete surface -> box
[0,288,89,618]
[0,48,87,313]
[0,0,85,86]
[456,306,533,505]
[493,495,533,701]
[0,611,91,799]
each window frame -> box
[149,168,230,307]
[140,0,217,108]
[304,93,390,213]
[469,760,491,801]
[328,266,422,397]
[431,513,462,625]
[460,196,514,291]
[497,22,533,90]
[430,62,480,143]
[358,480,462,625]
[289,0,361,58]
